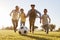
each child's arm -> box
[26,10,31,17]
[24,13,26,18]
[48,15,51,23]
[49,17,51,23]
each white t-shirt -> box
[41,14,50,25]
[10,10,20,20]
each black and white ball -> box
[18,26,28,35]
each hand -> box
[10,13,11,16]
[40,20,41,23]
[49,21,51,23]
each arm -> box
[19,12,21,18]
[49,17,51,23]
[26,10,31,17]
[10,10,13,16]
[35,9,41,17]
[16,11,20,20]
[40,15,43,23]
[48,15,51,23]
[35,9,41,23]
[19,13,21,18]
[24,13,26,18]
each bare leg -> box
[32,19,35,33]
[30,21,31,32]
[20,21,22,26]
[15,20,18,32]
[23,22,25,26]
[12,19,16,32]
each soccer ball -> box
[18,26,28,35]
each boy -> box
[19,8,26,26]
[41,9,51,34]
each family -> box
[10,4,51,34]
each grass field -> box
[0,30,60,40]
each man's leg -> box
[32,23,34,33]
[29,20,31,32]
[32,19,35,33]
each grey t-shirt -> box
[41,14,50,25]
[27,9,41,19]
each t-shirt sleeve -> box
[35,9,41,16]
[47,15,50,18]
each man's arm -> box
[35,9,41,17]
[35,9,41,23]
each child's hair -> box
[44,9,47,12]
[20,8,24,11]
[31,4,35,7]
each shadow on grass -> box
[34,33,60,38]
[20,34,50,40]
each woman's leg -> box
[15,20,18,32]
[12,19,16,32]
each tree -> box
[56,28,60,32]
[49,24,56,31]
[58,28,60,30]
[41,24,56,31]
[5,26,14,30]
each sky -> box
[0,0,60,30]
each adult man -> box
[27,4,41,33]
[10,6,20,32]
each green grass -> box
[0,30,60,40]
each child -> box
[41,9,51,34]
[19,8,26,26]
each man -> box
[10,6,20,32]
[27,4,41,33]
